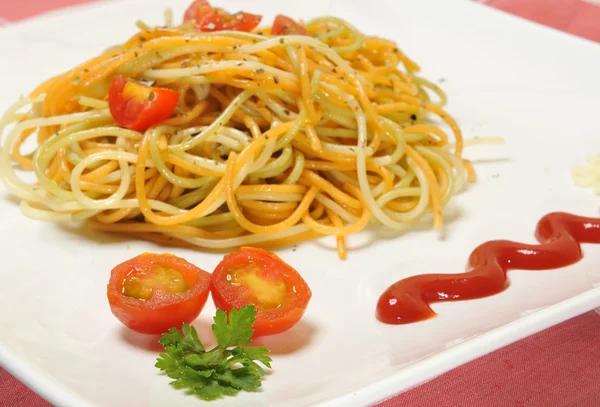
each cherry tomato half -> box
[108,75,179,132]
[272,15,308,36]
[107,253,211,335]
[211,247,312,337]
[183,0,262,32]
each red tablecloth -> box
[1,1,600,406]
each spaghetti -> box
[0,3,473,259]
[572,155,600,195]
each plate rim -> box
[0,344,99,407]
[315,287,600,406]
[2,0,600,51]
[1,0,600,406]
[3,287,599,407]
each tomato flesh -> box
[183,0,262,32]
[228,262,291,310]
[122,265,189,300]
[108,75,179,132]
[272,15,308,36]
[211,247,311,337]
[107,253,211,335]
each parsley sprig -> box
[155,305,272,401]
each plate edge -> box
[0,344,100,407]
[315,286,600,407]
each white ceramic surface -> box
[1,0,600,406]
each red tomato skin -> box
[183,0,262,32]
[199,10,262,32]
[211,247,312,337]
[272,15,308,36]
[183,0,210,23]
[108,75,179,132]
[107,253,211,335]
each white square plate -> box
[1,0,600,406]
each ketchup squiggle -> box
[376,212,600,324]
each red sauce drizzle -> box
[376,212,600,324]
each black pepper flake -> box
[83,69,89,73]
[279,38,285,44]
[257,31,264,35]
[393,47,398,53]
[292,248,297,252]
[256,68,265,74]
[283,109,290,116]
[332,68,337,73]
[410,114,417,121]
[265,135,269,140]
[134,52,139,57]
[236,62,243,66]
[274,76,280,84]
[139,36,147,42]
[185,39,190,43]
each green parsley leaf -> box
[194,381,234,400]
[155,305,271,401]
[158,327,183,348]
[212,305,257,350]
[185,348,229,368]
[155,351,179,374]
[180,323,205,354]
[237,347,273,369]
[213,368,262,391]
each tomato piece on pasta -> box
[108,75,179,132]
[272,15,308,36]
[183,0,262,32]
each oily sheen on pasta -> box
[0,10,472,259]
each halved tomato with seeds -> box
[210,247,311,337]
[107,252,211,335]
